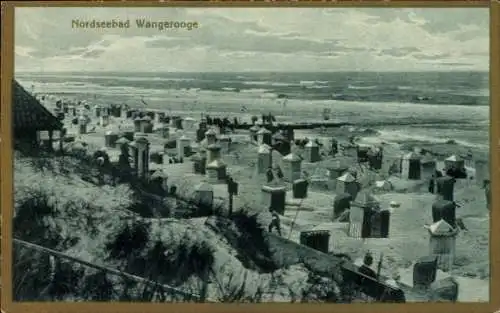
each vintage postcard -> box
[1,1,499,312]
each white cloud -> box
[14,7,489,72]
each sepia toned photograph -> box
[9,6,490,303]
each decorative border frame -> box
[1,1,498,313]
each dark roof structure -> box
[12,80,63,132]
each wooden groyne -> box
[232,121,353,131]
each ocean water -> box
[15,71,490,153]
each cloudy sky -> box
[14,7,489,72]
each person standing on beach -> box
[266,167,274,183]
[275,165,284,181]
[330,138,338,155]
[428,174,436,194]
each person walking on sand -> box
[428,173,436,194]
[266,167,274,183]
[268,210,282,236]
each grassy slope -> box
[13,153,341,302]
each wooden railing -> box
[13,238,217,302]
